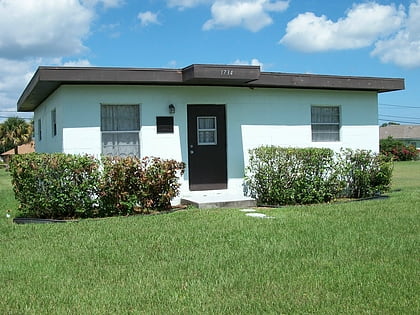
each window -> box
[156,116,174,134]
[101,104,140,157]
[311,106,340,142]
[37,119,42,141]
[197,117,217,145]
[51,109,57,137]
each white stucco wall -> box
[33,84,379,193]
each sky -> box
[0,0,419,125]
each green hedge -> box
[244,147,343,206]
[244,146,393,206]
[9,154,185,219]
[339,149,393,199]
[9,153,101,219]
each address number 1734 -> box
[220,69,234,76]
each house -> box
[380,125,420,149]
[0,141,35,164]
[17,64,404,200]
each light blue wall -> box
[34,88,64,153]
[33,84,379,190]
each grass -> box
[0,162,419,314]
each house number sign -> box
[220,69,234,76]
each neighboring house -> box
[380,125,420,149]
[17,64,404,195]
[0,141,35,163]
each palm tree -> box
[0,117,33,154]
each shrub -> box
[338,149,393,199]
[9,154,185,219]
[244,146,343,206]
[380,136,418,161]
[9,153,101,219]
[244,146,394,206]
[99,156,185,216]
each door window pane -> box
[197,117,217,145]
[198,117,215,129]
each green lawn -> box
[0,162,419,314]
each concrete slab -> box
[245,213,267,218]
[245,213,275,219]
[181,190,256,209]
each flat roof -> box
[17,64,405,112]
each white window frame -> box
[311,105,341,142]
[100,104,141,157]
[197,116,217,145]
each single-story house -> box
[380,125,420,149]
[17,64,404,197]
[0,141,35,164]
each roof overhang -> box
[17,64,405,112]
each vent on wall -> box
[156,116,174,133]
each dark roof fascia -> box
[17,66,184,112]
[37,66,183,82]
[17,65,405,112]
[252,72,405,92]
[17,67,42,111]
[182,64,260,84]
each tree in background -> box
[380,122,400,127]
[0,117,33,154]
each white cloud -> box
[0,0,119,115]
[263,0,289,12]
[372,0,420,68]
[61,59,93,67]
[203,0,289,32]
[233,58,264,70]
[0,0,93,59]
[0,58,94,114]
[0,58,40,115]
[280,2,405,52]
[138,11,160,26]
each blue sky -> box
[0,0,419,124]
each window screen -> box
[311,106,340,142]
[101,105,140,157]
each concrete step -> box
[180,190,256,209]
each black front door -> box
[187,105,227,191]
